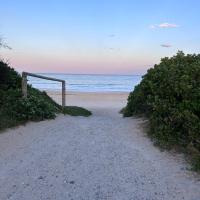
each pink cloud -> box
[159,23,179,28]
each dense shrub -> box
[0,61,21,89]
[0,61,61,130]
[63,106,92,117]
[2,89,58,120]
[124,51,200,170]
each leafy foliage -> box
[124,51,200,170]
[63,106,92,117]
[0,61,21,89]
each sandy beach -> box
[47,91,129,109]
[0,92,200,200]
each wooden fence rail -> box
[22,72,66,107]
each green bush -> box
[0,88,60,130]
[63,106,92,117]
[0,60,61,128]
[0,61,21,90]
[124,51,200,170]
[3,89,57,121]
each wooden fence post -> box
[62,81,66,108]
[22,72,27,98]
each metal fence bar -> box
[22,72,66,108]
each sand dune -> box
[0,92,200,200]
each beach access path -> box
[0,92,200,200]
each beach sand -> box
[0,92,200,200]
[47,91,129,109]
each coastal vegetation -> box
[63,106,92,117]
[0,61,91,131]
[123,51,200,170]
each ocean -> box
[27,73,142,92]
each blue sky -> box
[0,0,200,74]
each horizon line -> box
[19,72,144,76]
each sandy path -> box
[0,92,200,200]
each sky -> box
[0,0,200,75]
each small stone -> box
[7,194,12,199]
[69,181,75,184]
[38,176,44,180]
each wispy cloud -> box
[159,23,179,28]
[108,34,116,37]
[149,25,156,29]
[149,22,179,29]
[106,47,121,51]
[160,44,172,48]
